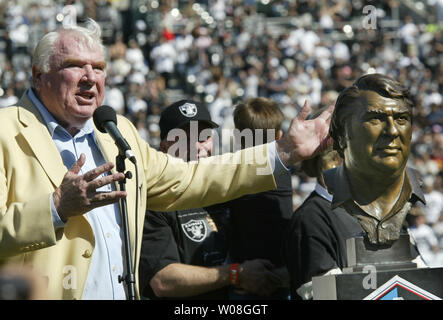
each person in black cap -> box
[139,100,282,299]
[158,99,219,161]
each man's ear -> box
[32,65,42,89]
[276,130,283,141]
[159,139,169,153]
[338,121,353,151]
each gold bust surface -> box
[326,73,425,245]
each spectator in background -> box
[226,97,292,300]
[397,15,419,55]
[433,214,443,257]
[125,39,146,72]
[407,207,441,267]
[244,67,260,98]
[174,28,194,86]
[150,35,177,88]
[139,100,282,299]
[426,103,443,127]
[0,87,18,108]
[108,33,127,61]
[421,175,443,226]
[126,84,148,116]
[103,79,125,115]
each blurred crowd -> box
[0,0,442,265]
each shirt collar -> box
[314,183,333,202]
[323,164,426,209]
[27,88,95,138]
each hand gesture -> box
[276,100,334,167]
[52,154,127,221]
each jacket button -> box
[82,250,92,258]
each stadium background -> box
[0,0,442,265]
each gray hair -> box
[32,18,106,73]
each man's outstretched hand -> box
[276,100,334,167]
[53,154,127,222]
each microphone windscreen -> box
[93,105,117,133]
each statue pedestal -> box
[312,267,443,300]
[312,235,443,300]
[344,234,417,272]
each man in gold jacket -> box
[0,19,333,299]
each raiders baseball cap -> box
[159,100,219,140]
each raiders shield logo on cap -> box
[178,102,198,117]
[181,219,207,242]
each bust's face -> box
[343,90,412,178]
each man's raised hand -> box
[52,154,127,221]
[276,100,334,167]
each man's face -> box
[161,122,214,162]
[343,90,412,178]
[33,32,106,133]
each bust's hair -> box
[32,18,105,73]
[330,73,414,157]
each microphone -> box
[93,105,136,164]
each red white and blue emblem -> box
[364,275,442,300]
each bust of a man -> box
[324,73,426,245]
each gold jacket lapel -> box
[17,95,66,188]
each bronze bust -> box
[324,73,426,245]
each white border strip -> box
[364,275,442,300]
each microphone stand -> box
[116,152,136,300]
